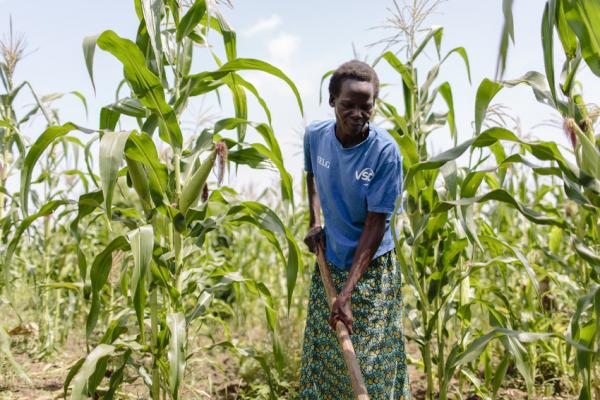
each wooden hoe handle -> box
[315,244,370,400]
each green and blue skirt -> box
[298,250,411,399]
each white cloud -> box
[243,14,282,37]
[267,33,300,62]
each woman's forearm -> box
[306,172,321,227]
[340,212,387,298]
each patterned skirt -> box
[298,250,411,399]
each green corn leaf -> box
[128,225,154,340]
[167,312,187,399]
[97,30,183,148]
[99,131,130,221]
[20,123,78,217]
[381,51,415,93]
[64,358,85,399]
[412,26,444,62]
[496,0,515,79]
[319,69,334,105]
[442,47,471,83]
[86,236,130,341]
[188,58,303,116]
[574,123,600,178]
[223,74,248,141]
[141,0,163,77]
[215,118,294,205]
[556,0,578,59]
[232,72,272,125]
[474,78,503,134]
[492,355,510,398]
[82,34,99,93]
[177,0,207,42]
[5,200,69,268]
[226,201,301,311]
[438,82,456,140]
[434,189,566,228]
[542,1,558,107]
[70,344,115,400]
[564,0,600,77]
[211,6,237,61]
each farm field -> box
[0,0,599,399]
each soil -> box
[0,336,576,400]
[0,322,579,400]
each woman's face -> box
[330,79,375,138]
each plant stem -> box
[150,287,160,399]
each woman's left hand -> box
[329,292,353,334]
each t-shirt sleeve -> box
[366,155,403,214]
[303,127,313,173]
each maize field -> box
[0,0,598,399]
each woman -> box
[299,60,411,399]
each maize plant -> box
[320,0,600,398]
[0,19,92,360]
[5,0,303,398]
[393,0,600,397]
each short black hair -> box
[328,60,380,100]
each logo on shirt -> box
[355,168,374,184]
[317,156,330,169]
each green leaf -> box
[96,30,183,148]
[70,344,115,400]
[496,0,515,79]
[556,0,578,59]
[227,201,301,310]
[20,123,78,216]
[381,51,415,92]
[474,79,503,134]
[167,312,187,399]
[5,200,69,268]
[82,35,99,93]
[86,236,130,341]
[438,82,456,139]
[412,26,444,62]
[215,119,294,205]
[319,69,334,105]
[128,225,154,340]
[177,0,207,42]
[564,0,600,76]
[189,58,303,116]
[574,123,600,178]
[435,189,566,228]
[99,131,130,221]
[542,1,558,106]
[443,47,471,83]
[141,0,164,77]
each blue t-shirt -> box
[304,119,403,270]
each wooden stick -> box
[315,244,370,400]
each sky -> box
[1,0,598,197]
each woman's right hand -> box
[304,226,325,254]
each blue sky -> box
[2,0,597,195]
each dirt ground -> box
[0,331,577,400]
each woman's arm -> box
[329,211,387,333]
[304,172,325,253]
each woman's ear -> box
[329,95,335,107]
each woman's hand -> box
[329,292,353,334]
[304,225,325,254]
